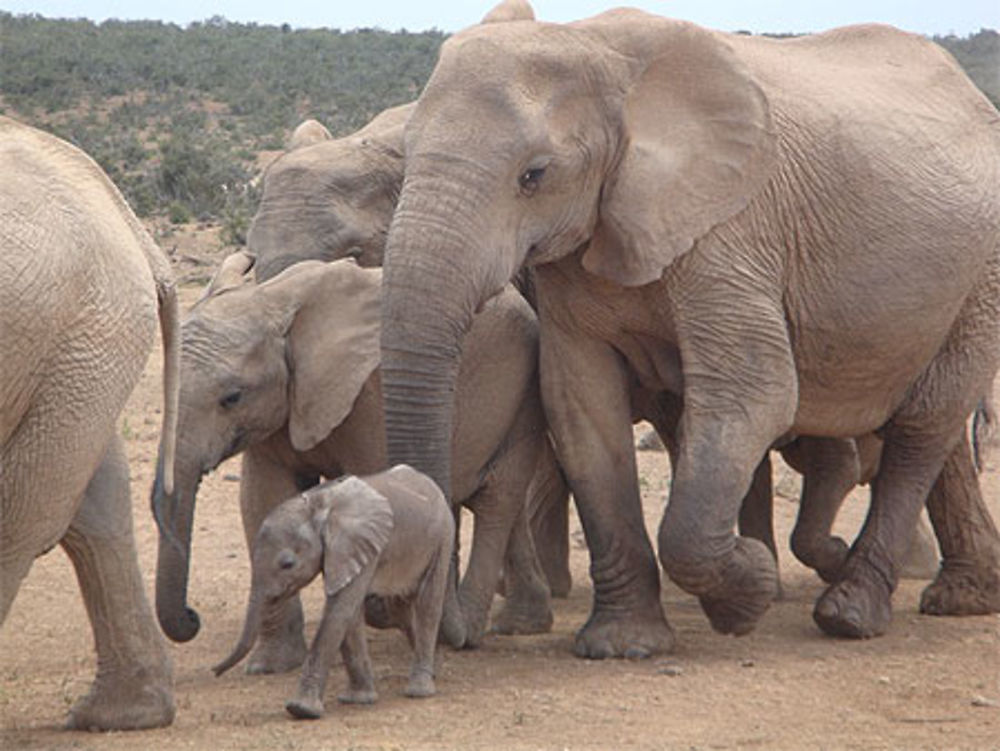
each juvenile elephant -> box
[0,117,179,729]
[152,256,558,671]
[214,467,453,718]
[378,0,1000,657]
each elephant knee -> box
[657,522,727,595]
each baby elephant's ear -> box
[319,477,395,597]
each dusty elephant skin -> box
[0,116,180,729]
[213,467,453,719]
[151,257,560,674]
[378,0,1000,658]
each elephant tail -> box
[155,276,180,496]
[972,393,997,473]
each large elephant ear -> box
[286,260,383,451]
[585,23,776,287]
[316,477,395,597]
[481,0,535,23]
[287,119,332,151]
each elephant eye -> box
[219,390,242,409]
[518,166,546,196]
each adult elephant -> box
[379,1,1000,658]
[0,116,179,728]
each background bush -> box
[1,13,996,242]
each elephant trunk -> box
[380,176,492,499]
[152,455,202,642]
[213,589,265,676]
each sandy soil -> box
[2,270,999,751]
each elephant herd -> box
[2,0,1000,732]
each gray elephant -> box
[214,467,453,718]
[152,256,559,672]
[243,89,936,599]
[245,107,574,597]
[377,0,1000,658]
[0,116,180,729]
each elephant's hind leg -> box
[920,432,1000,616]
[60,436,175,730]
[814,272,1000,639]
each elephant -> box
[152,255,560,672]
[248,103,411,282]
[214,467,453,718]
[0,116,180,729]
[242,83,937,600]
[376,0,1000,658]
[245,106,574,597]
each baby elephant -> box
[213,465,453,719]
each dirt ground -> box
[2,247,999,750]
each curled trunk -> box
[152,458,201,642]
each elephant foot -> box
[404,670,436,698]
[573,606,676,660]
[247,633,307,675]
[547,568,572,599]
[338,688,377,705]
[919,560,1000,616]
[285,696,324,720]
[813,571,892,639]
[794,536,850,585]
[674,538,778,637]
[66,670,175,731]
[492,597,554,635]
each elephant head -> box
[379,1,775,495]
[247,104,410,282]
[213,476,394,676]
[152,258,382,642]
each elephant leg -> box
[784,437,859,584]
[287,568,374,720]
[336,614,377,705]
[737,456,782,598]
[405,544,451,698]
[657,294,793,637]
[60,436,175,730]
[493,497,554,636]
[239,448,308,674]
[540,326,673,659]
[920,432,1000,615]
[525,437,572,598]
[815,280,1000,638]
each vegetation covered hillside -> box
[1,13,996,244]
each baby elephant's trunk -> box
[213,593,263,676]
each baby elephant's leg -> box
[338,615,377,705]
[405,550,450,698]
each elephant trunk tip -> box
[212,639,254,677]
[160,605,201,643]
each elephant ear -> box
[286,259,382,451]
[585,23,776,287]
[287,119,332,151]
[199,250,256,301]
[481,0,535,23]
[317,477,395,597]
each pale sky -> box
[1,0,997,36]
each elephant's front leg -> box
[239,447,308,674]
[540,326,674,659]
[658,297,795,636]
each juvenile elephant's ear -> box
[287,119,332,151]
[586,23,776,287]
[199,250,256,301]
[317,477,395,597]
[286,260,382,451]
[481,0,535,23]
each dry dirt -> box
[2,251,999,750]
